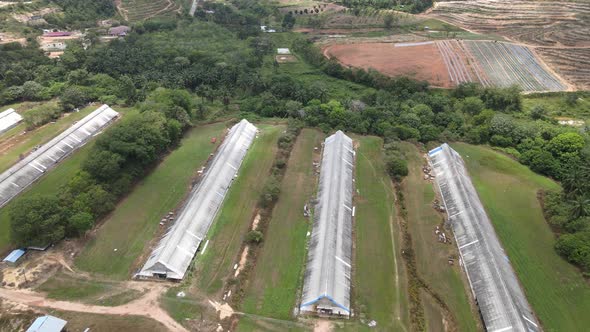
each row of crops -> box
[122,0,180,21]
[537,47,590,90]
[436,40,475,86]
[463,41,566,92]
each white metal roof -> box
[138,119,258,280]
[300,131,355,317]
[0,108,23,135]
[26,315,67,332]
[0,104,119,208]
[429,144,540,332]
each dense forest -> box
[0,0,589,274]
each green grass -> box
[193,125,284,295]
[0,104,97,173]
[0,141,95,252]
[401,142,479,332]
[37,272,143,306]
[523,93,590,121]
[344,136,409,331]
[236,315,308,332]
[239,129,323,321]
[75,122,226,279]
[452,143,590,332]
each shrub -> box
[245,230,263,244]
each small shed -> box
[277,48,291,55]
[26,315,67,332]
[108,25,130,37]
[2,249,25,265]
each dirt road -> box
[0,283,187,332]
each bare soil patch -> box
[324,42,452,88]
[276,54,298,63]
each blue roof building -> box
[26,315,67,332]
[2,249,25,264]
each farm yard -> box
[429,0,590,48]
[324,39,566,91]
[118,0,182,21]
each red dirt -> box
[324,42,453,88]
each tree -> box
[458,96,484,115]
[10,196,64,247]
[83,150,124,182]
[282,12,296,30]
[246,230,263,244]
[21,81,44,101]
[59,86,88,111]
[530,105,547,120]
[68,212,94,236]
[385,154,409,179]
[555,231,590,270]
[548,132,585,157]
[384,13,398,30]
[569,195,590,219]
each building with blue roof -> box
[2,249,25,264]
[26,315,67,332]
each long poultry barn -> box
[0,104,119,208]
[428,144,541,332]
[0,108,23,136]
[300,130,355,318]
[137,119,258,280]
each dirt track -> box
[0,283,188,332]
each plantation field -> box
[429,0,590,48]
[324,39,566,91]
[75,122,225,279]
[400,143,479,332]
[239,129,323,321]
[537,47,590,90]
[0,140,94,253]
[119,0,181,21]
[0,104,96,173]
[452,143,590,331]
[345,135,409,331]
[192,124,284,296]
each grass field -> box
[341,136,409,331]
[0,104,97,173]
[0,141,95,253]
[192,124,284,295]
[37,272,142,306]
[239,129,323,321]
[523,93,590,121]
[75,122,226,279]
[452,143,590,331]
[401,143,479,332]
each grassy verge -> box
[452,142,590,331]
[75,122,226,279]
[192,124,284,295]
[0,104,98,173]
[340,136,409,331]
[400,142,479,332]
[239,129,323,320]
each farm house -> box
[300,131,355,318]
[0,108,23,135]
[0,104,119,208]
[137,119,258,280]
[428,144,540,332]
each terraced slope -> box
[119,0,181,21]
[536,47,590,90]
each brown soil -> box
[324,42,453,88]
[275,54,298,63]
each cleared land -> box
[75,122,225,279]
[324,42,452,88]
[192,124,284,296]
[452,143,590,331]
[240,129,323,320]
[348,136,409,330]
[537,47,590,90]
[401,143,479,332]
[324,40,566,91]
[429,0,590,47]
[119,0,181,21]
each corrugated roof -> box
[0,104,119,209]
[0,108,23,135]
[2,249,25,263]
[429,144,540,332]
[26,315,67,332]
[300,131,355,317]
[138,119,258,280]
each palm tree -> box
[570,195,590,219]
